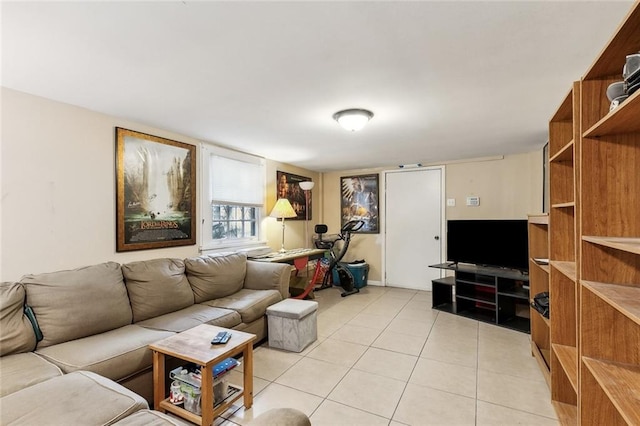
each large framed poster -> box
[276,170,311,220]
[340,174,379,233]
[115,127,196,252]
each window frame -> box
[199,143,266,252]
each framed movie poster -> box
[340,174,379,233]
[276,171,311,220]
[115,127,196,252]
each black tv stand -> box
[429,263,530,333]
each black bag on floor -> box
[531,292,549,319]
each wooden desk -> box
[249,248,326,265]
[251,248,328,300]
[150,324,256,426]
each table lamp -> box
[270,198,297,253]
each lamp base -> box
[278,248,287,253]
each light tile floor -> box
[218,286,558,425]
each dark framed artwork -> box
[340,174,379,233]
[276,171,312,220]
[115,127,196,252]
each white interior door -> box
[384,167,443,290]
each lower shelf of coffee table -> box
[159,384,243,424]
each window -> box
[200,144,265,251]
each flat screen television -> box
[446,219,529,272]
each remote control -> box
[211,331,228,345]
[220,332,231,344]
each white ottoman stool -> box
[266,299,318,352]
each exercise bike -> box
[313,220,364,297]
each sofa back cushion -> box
[185,253,247,303]
[21,262,133,348]
[122,258,194,322]
[0,282,36,355]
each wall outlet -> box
[447,198,456,207]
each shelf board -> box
[549,140,574,163]
[457,294,496,305]
[457,279,495,289]
[551,201,575,209]
[456,307,496,324]
[551,261,577,282]
[552,344,578,393]
[582,236,640,256]
[582,281,640,327]
[583,90,640,137]
[531,306,551,327]
[528,213,549,225]
[432,276,455,286]
[433,302,456,314]
[552,401,577,426]
[530,261,550,274]
[498,288,529,300]
[583,357,640,425]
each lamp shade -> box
[333,109,374,132]
[270,198,297,219]
[299,181,315,191]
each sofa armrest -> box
[244,261,291,299]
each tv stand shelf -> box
[430,263,530,333]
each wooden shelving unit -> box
[537,2,640,424]
[579,2,640,424]
[547,79,581,421]
[528,213,550,385]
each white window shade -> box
[211,155,264,205]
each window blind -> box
[210,155,264,205]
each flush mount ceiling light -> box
[333,108,374,132]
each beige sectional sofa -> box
[0,253,291,425]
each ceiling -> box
[1,1,634,172]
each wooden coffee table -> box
[149,324,256,426]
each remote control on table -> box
[211,331,229,345]
[220,332,231,344]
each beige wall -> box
[1,87,544,284]
[321,152,544,283]
[0,88,321,281]
[445,153,544,219]
[321,168,384,283]
[264,161,321,252]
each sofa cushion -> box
[0,370,148,426]
[0,282,36,355]
[245,260,292,300]
[122,258,194,322]
[202,289,282,323]
[185,253,247,302]
[21,262,133,348]
[137,304,241,333]
[35,325,173,381]
[0,352,62,397]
